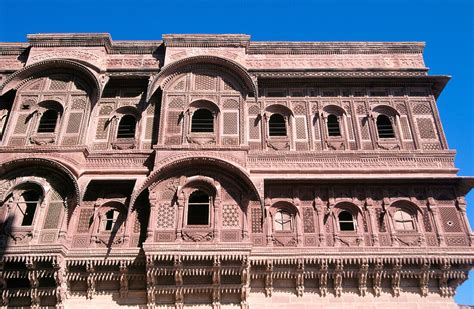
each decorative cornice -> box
[0,43,29,55]
[27,33,112,50]
[163,34,250,48]
[248,41,425,55]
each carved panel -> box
[422,208,432,232]
[95,118,108,139]
[416,118,437,139]
[248,116,260,140]
[43,201,63,229]
[303,207,315,233]
[73,236,89,247]
[251,207,263,233]
[439,207,463,233]
[66,113,83,134]
[221,230,240,242]
[77,208,94,233]
[157,205,175,229]
[445,235,469,246]
[222,204,240,228]
[13,114,30,134]
[166,111,182,134]
[223,112,238,135]
[304,235,318,246]
[39,231,56,243]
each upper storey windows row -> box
[0,64,444,152]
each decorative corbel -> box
[358,260,369,296]
[419,260,430,297]
[119,261,129,299]
[296,259,304,297]
[439,259,453,297]
[319,260,328,297]
[391,259,402,297]
[373,259,383,297]
[334,260,343,297]
[264,260,273,297]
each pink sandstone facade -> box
[0,33,472,308]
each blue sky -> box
[1,0,473,304]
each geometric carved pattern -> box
[195,74,215,90]
[360,117,370,140]
[412,104,431,115]
[166,111,181,134]
[416,118,437,139]
[157,205,175,229]
[248,105,260,115]
[251,207,263,233]
[49,78,68,90]
[77,208,94,233]
[222,204,240,227]
[72,98,86,109]
[13,114,29,134]
[422,208,432,232]
[223,112,238,135]
[295,117,307,139]
[439,207,463,233]
[446,235,469,247]
[95,118,108,139]
[43,201,63,229]
[221,230,240,242]
[303,207,315,233]
[145,117,153,139]
[248,117,260,140]
[223,99,239,109]
[376,209,386,232]
[400,116,412,140]
[66,113,82,134]
[168,97,184,108]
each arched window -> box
[187,190,210,225]
[117,115,137,138]
[37,110,59,133]
[103,209,121,232]
[274,210,292,231]
[268,114,286,136]
[16,190,41,226]
[393,210,415,231]
[327,114,341,137]
[376,115,395,138]
[191,109,214,133]
[338,211,356,231]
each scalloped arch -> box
[0,157,80,205]
[130,155,263,211]
[147,55,258,101]
[0,59,102,103]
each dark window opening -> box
[187,190,210,225]
[104,210,120,231]
[338,211,355,231]
[39,277,57,288]
[37,110,58,133]
[18,190,40,226]
[268,114,286,136]
[7,278,31,288]
[376,115,395,138]
[327,114,341,137]
[117,115,137,138]
[191,109,214,133]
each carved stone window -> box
[376,115,395,138]
[268,114,287,137]
[393,210,415,231]
[187,190,210,225]
[191,109,214,133]
[117,115,137,139]
[37,110,59,133]
[338,211,356,231]
[274,210,293,231]
[327,114,341,137]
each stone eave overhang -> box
[256,74,450,99]
[0,43,30,55]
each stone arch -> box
[0,157,80,206]
[147,55,258,101]
[131,156,262,211]
[264,104,294,117]
[322,104,346,116]
[372,104,400,117]
[0,59,102,104]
